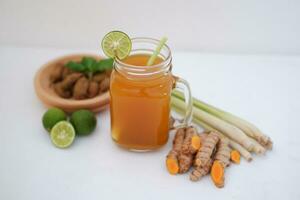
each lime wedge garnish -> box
[50,121,75,148]
[101,31,132,59]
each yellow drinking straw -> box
[147,37,168,66]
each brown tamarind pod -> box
[50,63,64,83]
[73,77,89,99]
[88,81,99,98]
[54,83,72,98]
[99,77,110,93]
[92,73,106,83]
[105,69,112,77]
[62,67,74,79]
[60,73,83,90]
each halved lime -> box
[101,31,132,59]
[50,121,75,148]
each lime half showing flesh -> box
[50,121,75,148]
[101,31,132,59]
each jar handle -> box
[172,76,193,128]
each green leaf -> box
[81,57,96,72]
[92,58,114,72]
[65,61,86,72]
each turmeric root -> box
[214,138,231,168]
[88,81,99,98]
[209,138,230,188]
[189,131,219,181]
[190,158,213,181]
[211,160,225,188]
[73,77,89,99]
[181,127,201,154]
[50,64,64,83]
[178,127,201,173]
[194,131,219,168]
[166,126,201,174]
[166,128,185,175]
[230,150,241,164]
[193,119,253,161]
[178,154,194,174]
[99,77,110,93]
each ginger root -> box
[230,150,241,164]
[211,160,225,188]
[166,128,185,175]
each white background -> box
[1,46,300,200]
[1,0,300,54]
[1,1,300,200]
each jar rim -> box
[114,37,172,70]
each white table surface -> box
[0,45,299,200]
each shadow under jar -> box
[110,38,192,151]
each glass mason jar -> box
[110,38,192,151]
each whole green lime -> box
[70,109,97,136]
[42,108,67,132]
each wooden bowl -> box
[34,54,110,113]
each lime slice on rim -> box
[101,31,132,59]
[50,121,75,148]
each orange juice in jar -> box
[110,38,192,151]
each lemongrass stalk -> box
[172,90,272,149]
[172,106,253,162]
[147,37,168,66]
[171,96,254,151]
[248,137,266,154]
[194,118,253,162]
